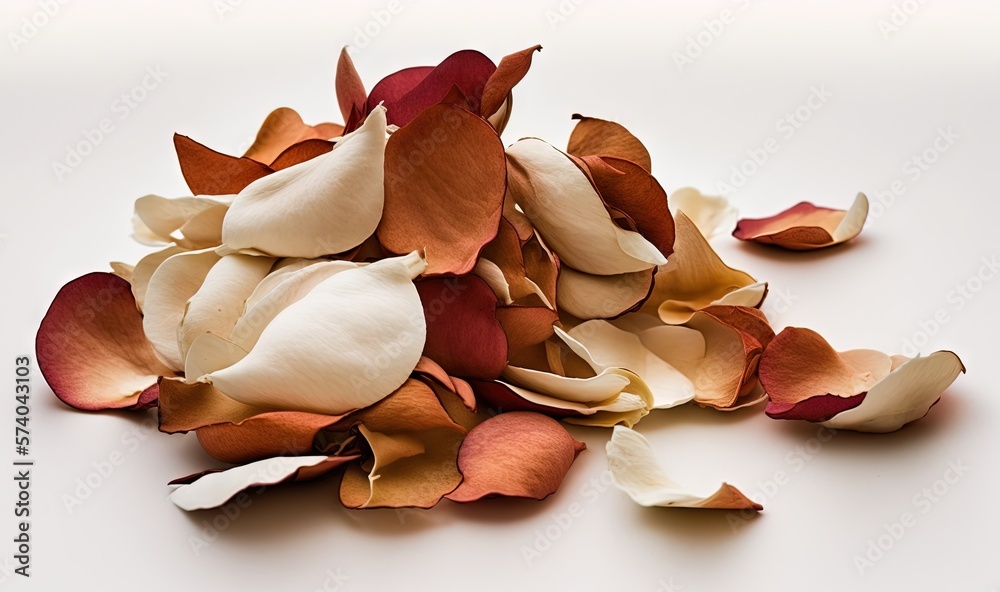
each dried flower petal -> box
[173,134,271,196]
[607,426,762,510]
[243,107,342,165]
[36,273,175,411]
[733,193,869,250]
[567,114,652,172]
[669,187,737,239]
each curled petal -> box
[336,47,367,124]
[173,134,271,196]
[506,138,666,275]
[130,245,185,312]
[607,426,762,510]
[416,275,508,380]
[222,106,387,258]
[197,411,348,464]
[132,194,233,249]
[186,253,427,416]
[158,377,263,433]
[644,211,763,325]
[480,45,542,122]
[36,273,175,411]
[378,103,506,275]
[567,114,652,172]
[472,377,650,428]
[733,193,869,250]
[761,327,965,432]
[243,107,342,165]
[669,187,737,239]
[478,218,552,307]
[447,412,584,502]
[557,266,654,320]
[169,455,357,511]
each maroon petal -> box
[765,393,867,422]
[336,47,367,124]
[447,411,585,502]
[36,273,175,411]
[417,275,508,379]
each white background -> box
[2,1,998,590]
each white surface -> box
[1,1,998,590]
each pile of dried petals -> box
[36,46,965,514]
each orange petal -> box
[496,306,558,354]
[157,377,264,434]
[447,412,584,502]
[733,193,868,250]
[196,410,348,464]
[243,107,343,165]
[379,102,506,275]
[268,139,335,170]
[36,273,175,411]
[567,114,652,172]
[173,134,271,195]
[480,45,542,120]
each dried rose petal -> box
[733,193,869,250]
[173,134,271,196]
[243,107,342,165]
[447,412,585,502]
[36,273,174,411]
[567,114,652,172]
[669,187,737,239]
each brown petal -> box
[478,218,551,307]
[567,114,652,172]
[36,273,175,411]
[733,194,869,250]
[480,45,542,120]
[417,275,508,379]
[196,411,348,464]
[157,377,265,433]
[173,134,271,195]
[336,47,367,124]
[447,411,584,502]
[379,103,506,275]
[243,107,343,165]
[496,306,558,354]
[268,139,336,170]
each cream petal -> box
[668,187,737,239]
[474,258,514,305]
[131,246,186,312]
[133,194,234,248]
[142,249,221,370]
[832,192,870,243]
[501,366,631,404]
[821,351,965,433]
[179,254,275,360]
[556,266,653,320]
[496,380,649,427]
[606,426,761,510]
[559,323,694,409]
[187,253,427,415]
[221,106,387,258]
[506,138,666,275]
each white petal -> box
[501,366,631,404]
[132,194,233,247]
[560,322,694,409]
[222,106,387,258]
[822,351,965,433]
[474,258,514,305]
[713,282,768,309]
[831,192,869,243]
[179,254,275,360]
[169,456,343,511]
[142,249,220,370]
[606,426,761,510]
[187,253,427,415]
[506,138,666,275]
[668,187,737,239]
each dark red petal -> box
[765,392,867,422]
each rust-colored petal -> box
[268,139,335,170]
[496,306,558,354]
[447,412,585,502]
[36,273,175,411]
[478,218,552,307]
[480,45,542,120]
[567,114,652,172]
[417,275,508,379]
[733,193,869,250]
[379,102,506,275]
[196,410,348,464]
[336,47,367,124]
[173,134,271,196]
[243,107,342,165]
[157,377,265,433]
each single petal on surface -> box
[416,275,508,379]
[36,273,175,411]
[447,411,584,502]
[479,45,542,121]
[607,426,761,510]
[378,103,506,275]
[173,134,271,196]
[169,455,357,511]
[733,193,869,250]
[243,107,343,165]
[645,212,759,324]
[567,114,652,172]
[669,187,737,239]
[557,266,654,320]
[222,106,387,258]
[336,47,367,124]
[506,138,665,275]
[187,253,427,415]
[560,322,694,409]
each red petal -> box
[36,273,174,411]
[765,393,867,422]
[336,47,367,124]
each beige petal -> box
[222,106,387,258]
[607,426,761,510]
[132,194,233,249]
[556,266,654,320]
[668,187,737,240]
[130,246,186,312]
[186,253,427,415]
[733,193,869,250]
[506,138,666,275]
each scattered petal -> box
[447,411,584,502]
[607,426,762,510]
[36,273,174,411]
[669,187,737,239]
[733,193,869,250]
